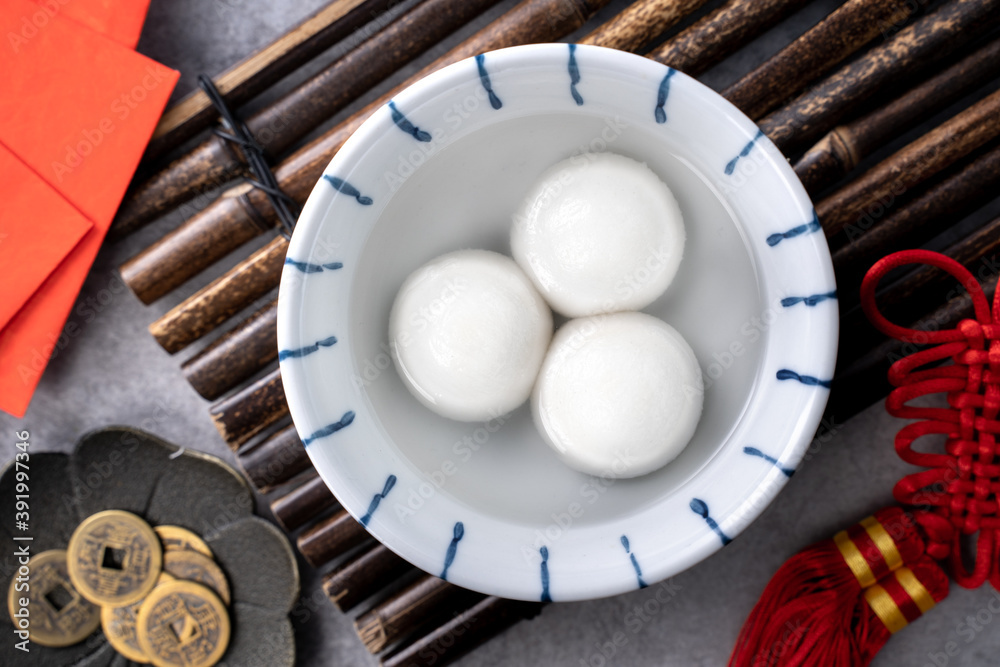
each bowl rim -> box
[277,43,837,602]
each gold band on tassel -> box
[863,567,936,634]
[834,530,877,588]
[863,585,908,634]
[860,516,903,572]
[834,514,906,588]
[895,567,936,614]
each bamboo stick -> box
[646,0,812,77]
[145,0,398,159]
[209,368,287,449]
[297,508,371,567]
[355,574,485,653]
[150,236,286,353]
[118,0,657,304]
[815,87,1000,244]
[380,597,544,667]
[323,543,413,612]
[723,0,922,122]
[115,0,505,237]
[759,0,1000,154]
[237,423,312,492]
[795,38,1000,195]
[578,0,709,52]
[182,298,278,400]
[833,142,1000,309]
[271,472,339,533]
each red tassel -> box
[728,508,943,667]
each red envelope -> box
[25,0,151,48]
[0,0,177,417]
[0,143,92,331]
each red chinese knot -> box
[861,249,1000,590]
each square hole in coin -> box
[169,613,201,645]
[101,545,127,571]
[44,582,76,613]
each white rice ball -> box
[532,312,703,477]
[511,152,685,317]
[390,249,553,422]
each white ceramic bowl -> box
[277,44,837,602]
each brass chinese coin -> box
[101,572,175,664]
[136,580,230,667]
[67,510,163,606]
[162,551,231,605]
[155,526,213,559]
[6,549,100,647]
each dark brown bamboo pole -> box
[759,0,1000,154]
[323,543,413,612]
[646,0,812,77]
[237,423,312,492]
[816,87,1000,243]
[182,299,278,400]
[722,0,923,122]
[209,368,288,449]
[381,597,544,667]
[578,0,709,51]
[117,0,634,304]
[838,215,1000,365]
[115,0,505,237]
[145,0,398,159]
[150,235,286,353]
[355,574,485,653]
[828,274,998,421]
[833,143,1000,308]
[297,508,371,567]
[795,38,1000,195]
[271,472,339,533]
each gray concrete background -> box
[3,1,1000,665]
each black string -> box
[198,74,299,238]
